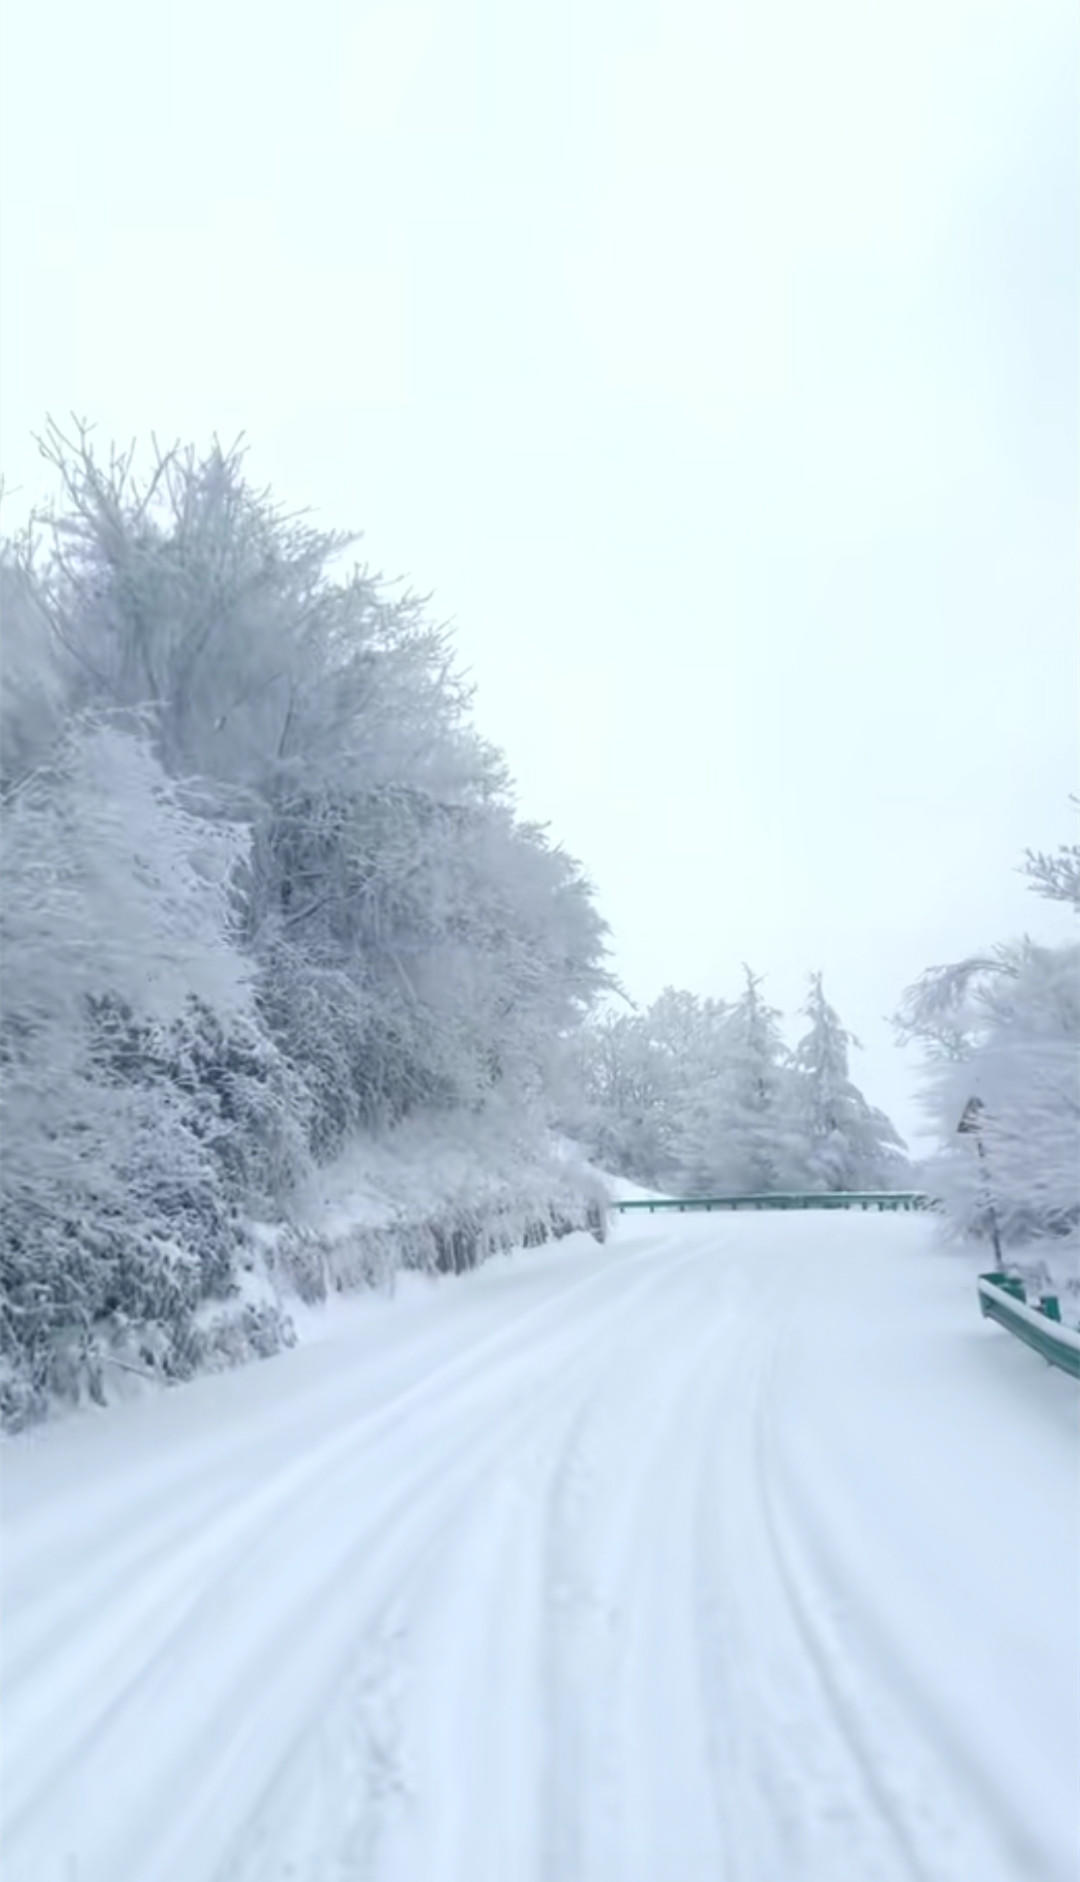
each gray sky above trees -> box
[1,0,1076,1139]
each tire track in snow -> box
[3,1235,673,1753]
[750,1325,933,1882]
[690,1306,769,1882]
[212,1234,715,1882]
[757,1321,1058,1882]
[527,1243,742,1882]
[3,1234,700,1882]
[537,1278,734,1882]
[690,1258,813,1882]
[691,1252,928,1882]
[4,1234,668,1630]
[7,1215,1065,1882]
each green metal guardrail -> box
[612,1191,932,1214]
[977,1273,1080,1380]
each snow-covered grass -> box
[292,1112,606,1241]
[245,1111,610,1308]
[2,1210,1075,1882]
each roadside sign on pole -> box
[957,1096,1003,1263]
[957,1096,985,1135]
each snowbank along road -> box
[2,1212,1077,1882]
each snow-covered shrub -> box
[0,717,256,1419]
[195,1300,298,1370]
[269,1108,609,1305]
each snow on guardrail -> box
[611,1191,932,1214]
[977,1274,1080,1380]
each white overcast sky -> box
[1,0,1077,1138]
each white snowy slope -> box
[2,1214,1076,1882]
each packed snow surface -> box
[2,1213,1076,1882]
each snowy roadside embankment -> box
[22,1117,611,1427]
[249,1115,609,1305]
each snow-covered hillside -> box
[3,1211,1075,1882]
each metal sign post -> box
[957,1096,1003,1266]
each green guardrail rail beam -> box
[611,1191,932,1215]
[977,1274,1080,1380]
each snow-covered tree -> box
[561,1010,679,1187]
[0,550,67,794]
[686,968,801,1194]
[14,426,611,1146]
[646,989,730,1191]
[568,969,910,1199]
[896,828,1080,1270]
[1,426,613,1420]
[0,719,303,1421]
[560,986,735,1191]
[790,973,907,1191]
[1021,813,1080,910]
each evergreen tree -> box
[689,968,798,1194]
[791,973,907,1191]
[644,988,729,1191]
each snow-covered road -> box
[2,1213,1077,1882]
